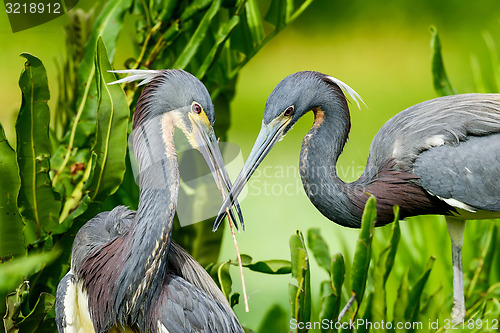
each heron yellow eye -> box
[192,103,202,114]
[284,106,294,116]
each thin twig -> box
[226,208,249,312]
[338,294,356,322]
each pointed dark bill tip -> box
[213,118,290,231]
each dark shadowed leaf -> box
[0,125,25,261]
[16,53,61,245]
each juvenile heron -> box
[55,69,244,332]
[215,71,500,322]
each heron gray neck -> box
[299,106,364,228]
[115,114,179,327]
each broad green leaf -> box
[407,256,435,322]
[173,0,222,69]
[430,25,455,96]
[289,231,311,330]
[82,37,129,203]
[16,292,55,332]
[307,228,331,274]
[258,304,288,333]
[351,195,376,305]
[16,53,61,245]
[235,255,291,274]
[0,251,59,292]
[52,0,132,189]
[0,124,26,260]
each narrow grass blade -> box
[407,256,435,322]
[430,25,456,96]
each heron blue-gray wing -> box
[414,133,500,212]
[157,275,242,333]
[367,94,500,175]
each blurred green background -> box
[1,0,500,329]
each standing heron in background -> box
[214,71,500,323]
[55,69,244,332]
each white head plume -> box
[108,70,164,86]
[325,75,366,110]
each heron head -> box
[213,71,363,230]
[111,69,242,228]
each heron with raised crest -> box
[55,69,244,332]
[215,70,500,323]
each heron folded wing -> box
[414,133,500,212]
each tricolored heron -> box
[215,71,500,323]
[55,69,244,332]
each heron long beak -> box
[190,116,245,230]
[213,117,291,231]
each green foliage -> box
[0,0,316,330]
[430,26,456,96]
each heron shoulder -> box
[368,93,500,172]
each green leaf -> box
[307,228,331,274]
[16,292,55,332]
[329,252,345,320]
[52,0,132,190]
[0,251,59,292]
[0,124,26,261]
[318,281,336,333]
[393,268,410,330]
[196,15,240,79]
[173,0,222,69]
[289,231,311,331]
[236,255,291,274]
[82,37,130,203]
[16,53,61,245]
[430,25,456,96]
[244,0,265,46]
[351,195,376,305]
[467,224,497,299]
[209,261,232,301]
[407,256,435,322]
[258,304,288,333]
